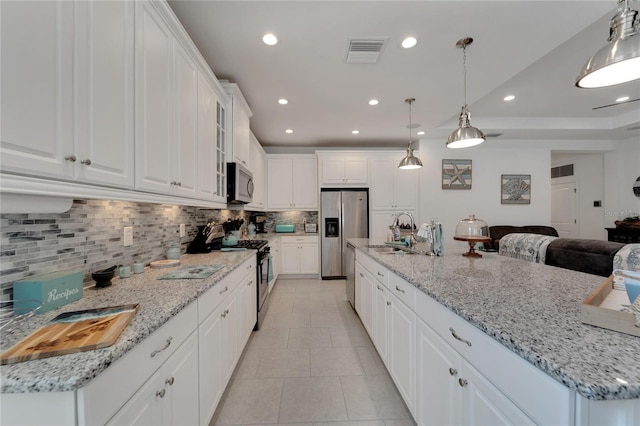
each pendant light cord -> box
[408,100,413,148]
[462,44,468,109]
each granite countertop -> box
[0,249,255,394]
[350,238,640,401]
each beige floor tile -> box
[255,347,310,378]
[213,378,283,425]
[329,325,373,347]
[264,311,310,329]
[248,328,290,349]
[233,350,262,379]
[383,420,417,426]
[314,422,384,426]
[340,375,412,421]
[288,327,332,348]
[356,346,387,375]
[310,346,365,376]
[279,377,348,423]
[311,310,347,328]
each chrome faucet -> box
[392,212,416,249]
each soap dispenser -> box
[167,242,181,260]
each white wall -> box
[415,137,637,247]
[604,138,640,226]
[417,139,551,245]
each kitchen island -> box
[1,249,256,425]
[350,238,640,425]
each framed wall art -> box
[442,159,472,190]
[501,174,531,204]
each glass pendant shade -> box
[446,106,485,148]
[398,146,422,169]
[576,1,640,88]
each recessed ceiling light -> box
[417,131,425,136]
[402,37,417,48]
[262,33,278,46]
[278,98,288,105]
[503,95,515,101]
[285,129,293,134]
[616,96,630,102]
[352,130,360,135]
[368,99,379,106]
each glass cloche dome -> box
[453,214,490,257]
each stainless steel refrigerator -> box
[321,189,369,305]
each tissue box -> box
[13,270,83,314]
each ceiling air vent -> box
[346,38,388,64]
[551,164,574,178]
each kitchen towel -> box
[157,265,224,280]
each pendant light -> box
[446,37,485,149]
[576,0,640,88]
[398,98,423,170]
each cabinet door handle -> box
[64,155,76,162]
[458,378,468,387]
[156,389,166,398]
[377,285,383,291]
[359,273,364,277]
[219,286,229,294]
[449,327,472,347]
[221,308,230,318]
[449,367,458,376]
[386,301,391,306]
[377,272,384,277]
[80,158,92,166]
[150,337,173,358]
[165,377,175,386]
[248,280,253,286]
[395,285,405,293]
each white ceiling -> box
[168,0,640,149]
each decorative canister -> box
[167,242,181,260]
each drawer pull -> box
[386,301,391,306]
[150,337,173,358]
[377,272,384,277]
[458,378,468,387]
[449,327,472,347]
[248,280,253,286]
[80,158,92,166]
[64,155,76,162]
[449,367,457,376]
[221,309,230,318]
[395,285,405,293]
[219,286,229,294]
[359,273,364,277]
[377,285,383,291]
[165,377,175,386]
[156,389,166,398]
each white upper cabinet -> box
[246,132,266,210]
[134,0,174,194]
[370,153,419,211]
[267,155,318,210]
[135,1,200,198]
[197,73,218,201]
[1,1,134,188]
[222,82,253,169]
[318,152,368,186]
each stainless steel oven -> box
[256,244,271,330]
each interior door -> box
[551,182,577,238]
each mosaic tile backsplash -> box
[0,199,318,300]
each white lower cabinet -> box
[415,318,534,426]
[355,262,373,335]
[107,331,199,426]
[280,236,319,275]
[372,279,389,364]
[387,291,416,417]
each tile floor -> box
[210,278,416,426]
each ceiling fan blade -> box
[592,98,640,110]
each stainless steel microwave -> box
[227,162,254,204]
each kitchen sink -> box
[367,245,416,255]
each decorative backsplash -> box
[0,200,318,300]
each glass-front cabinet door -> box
[216,101,226,201]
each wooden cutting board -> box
[0,304,139,365]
